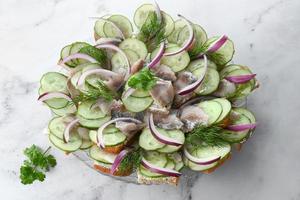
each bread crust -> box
[93,163,132,176]
[137,170,179,186]
[201,153,232,174]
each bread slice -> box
[201,153,232,174]
[102,143,125,154]
[93,162,132,176]
[137,169,179,186]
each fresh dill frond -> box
[72,80,116,104]
[118,149,142,172]
[186,125,228,147]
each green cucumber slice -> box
[124,83,150,98]
[151,44,190,72]
[177,24,207,48]
[69,42,90,65]
[164,160,175,169]
[167,19,186,43]
[193,68,220,95]
[39,87,69,109]
[119,38,148,59]
[103,130,126,146]
[77,114,111,129]
[206,36,235,66]
[122,96,153,113]
[40,72,68,94]
[49,133,82,152]
[94,18,107,39]
[60,44,75,67]
[213,98,232,123]
[198,100,223,125]
[48,116,75,140]
[185,143,231,171]
[134,4,174,36]
[139,128,165,150]
[89,145,116,164]
[157,130,185,153]
[107,15,133,38]
[139,166,164,178]
[187,58,217,72]
[51,103,76,117]
[77,101,106,120]
[80,140,93,150]
[111,49,139,75]
[78,45,106,65]
[143,151,168,167]
[233,108,256,123]
[167,152,184,171]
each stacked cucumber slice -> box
[38,2,258,185]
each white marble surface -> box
[1,0,300,199]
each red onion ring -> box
[77,68,119,88]
[58,53,98,66]
[110,149,130,175]
[95,38,122,45]
[207,35,228,53]
[183,147,221,165]
[148,42,165,68]
[141,158,182,177]
[63,118,80,143]
[97,117,142,148]
[164,15,194,56]
[154,1,162,23]
[38,92,72,102]
[225,74,257,84]
[226,123,257,132]
[148,113,183,146]
[177,55,208,95]
[95,44,130,79]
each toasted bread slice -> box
[201,153,232,174]
[137,169,179,186]
[218,115,231,128]
[93,162,132,177]
[102,143,125,154]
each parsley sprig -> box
[186,125,228,147]
[128,68,157,91]
[20,145,56,185]
[72,80,116,104]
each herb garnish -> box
[73,80,116,104]
[20,145,56,185]
[186,125,228,147]
[137,11,166,49]
[79,45,107,65]
[128,68,157,91]
[118,149,142,172]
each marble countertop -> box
[1,0,300,199]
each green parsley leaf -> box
[186,125,228,147]
[127,68,157,91]
[20,145,56,185]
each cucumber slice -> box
[139,128,165,150]
[124,83,150,98]
[49,133,82,152]
[78,45,106,65]
[144,151,168,167]
[38,87,69,109]
[193,68,220,95]
[51,103,76,117]
[167,19,186,43]
[226,68,256,89]
[69,42,90,65]
[94,18,107,39]
[80,140,93,150]
[233,108,256,123]
[89,125,120,144]
[122,96,153,113]
[187,58,217,72]
[157,130,185,153]
[167,152,184,171]
[107,15,133,38]
[139,166,164,178]
[60,44,75,67]
[48,116,75,140]
[119,38,148,59]
[89,145,116,164]
[198,100,223,125]
[220,112,251,143]
[134,4,174,36]
[185,143,231,171]
[40,72,68,94]
[206,36,235,66]
[103,130,126,146]
[151,44,190,72]
[77,114,111,129]
[177,24,207,48]
[77,101,106,120]
[164,160,175,169]
[213,98,232,123]
[111,49,139,75]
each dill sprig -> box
[118,149,142,172]
[186,125,228,147]
[72,80,116,104]
[137,11,167,48]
